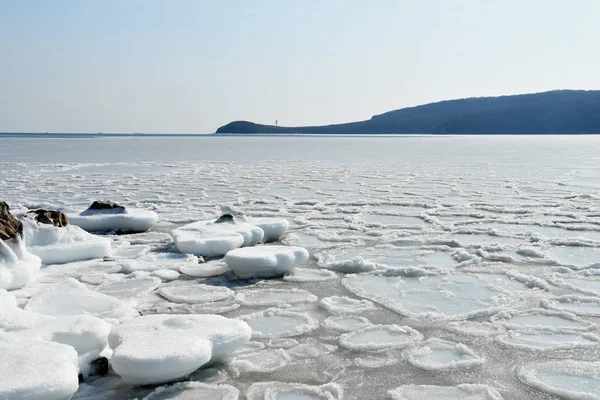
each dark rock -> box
[197,256,205,264]
[214,214,235,224]
[0,202,23,240]
[103,256,115,262]
[90,357,109,376]
[27,209,69,227]
[88,200,125,212]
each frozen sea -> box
[2,134,600,399]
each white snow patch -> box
[0,236,42,290]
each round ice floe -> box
[323,315,371,332]
[96,276,161,299]
[339,325,423,351]
[342,273,507,320]
[228,348,291,375]
[246,382,343,400]
[517,360,600,400]
[288,339,337,359]
[172,219,264,257]
[320,296,376,314]
[388,384,503,400]
[239,309,319,338]
[180,259,230,277]
[248,217,290,242]
[284,267,338,282]
[541,295,600,316]
[266,338,299,348]
[0,237,42,290]
[120,252,199,273]
[496,330,600,352]
[21,218,111,265]
[490,310,594,331]
[445,321,507,337]
[404,338,484,371]
[152,269,180,281]
[157,284,235,304]
[25,278,139,321]
[143,382,240,400]
[69,207,158,233]
[0,333,79,400]
[236,288,317,306]
[224,245,309,279]
[108,314,252,385]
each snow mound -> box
[339,324,423,351]
[143,381,240,400]
[248,217,290,242]
[246,382,343,400]
[108,314,252,385]
[323,315,372,332]
[403,338,484,371]
[224,245,309,279]
[236,288,317,306]
[239,309,320,338]
[320,295,376,314]
[25,278,139,322]
[21,218,111,265]
[517,360,600,399]
[0,236,42,290]
[284,267,338,282]
[69,207,158,233]
[0,333,79,400]
[157,284,235,304]
[388,384,503,400]
[172,218,263,257]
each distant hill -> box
[216,90,600,134]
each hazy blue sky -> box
[1,0,598,133]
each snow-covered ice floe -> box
[0,236,41,290]
[236,288,317,306]
[517,360,600,399]
[320,295,376,314]
[246,381,343,400]
[21,217,111,265]
[403,338,484,371]
[224,245,309,279]
[388,384,504,400]
[246,217,290,242]
[323,315,372,332]
[496,330,600,352]
[283,267,338,282]
[157,284,235,304]
[108,314,252,384]
[69,203,158,233]
[0,333,79,400]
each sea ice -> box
[25,278,139,322]
[143,382,240,400]
[69,206,158,233]
[108,314,252,384]
[517,360,600,399]
[157,284,235,304]
[247,217,290,242]
[236,288,317,306]
[0,236,42,290]
[496,330,600,352]
[228,348,291,374]
[339,324,423,351]
[179,259,230,277]
[388,384,504,400]
[239,309,320,338]
[224,245,309,279]
[403,338,484,371]
[320,295,376,314]
[21,217,111,265]
[541,295,600,316]
[0,333,79,400]
[283,267,338,282]
[490,310,594,331]
[246,382,343,400]
[323,315,372,332]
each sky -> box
[1,0,599,134]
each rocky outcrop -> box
[88,201,125,212]
[0,202,23,240]
[214,214,235,224]
[27,209,69,227]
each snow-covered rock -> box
[69,201,158,233]
[0,333,79,400]
[0,236,41,290]
[108,314,252,385]
[224,245,309,279]
[21,217,111,265]
[172,215,264,258]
